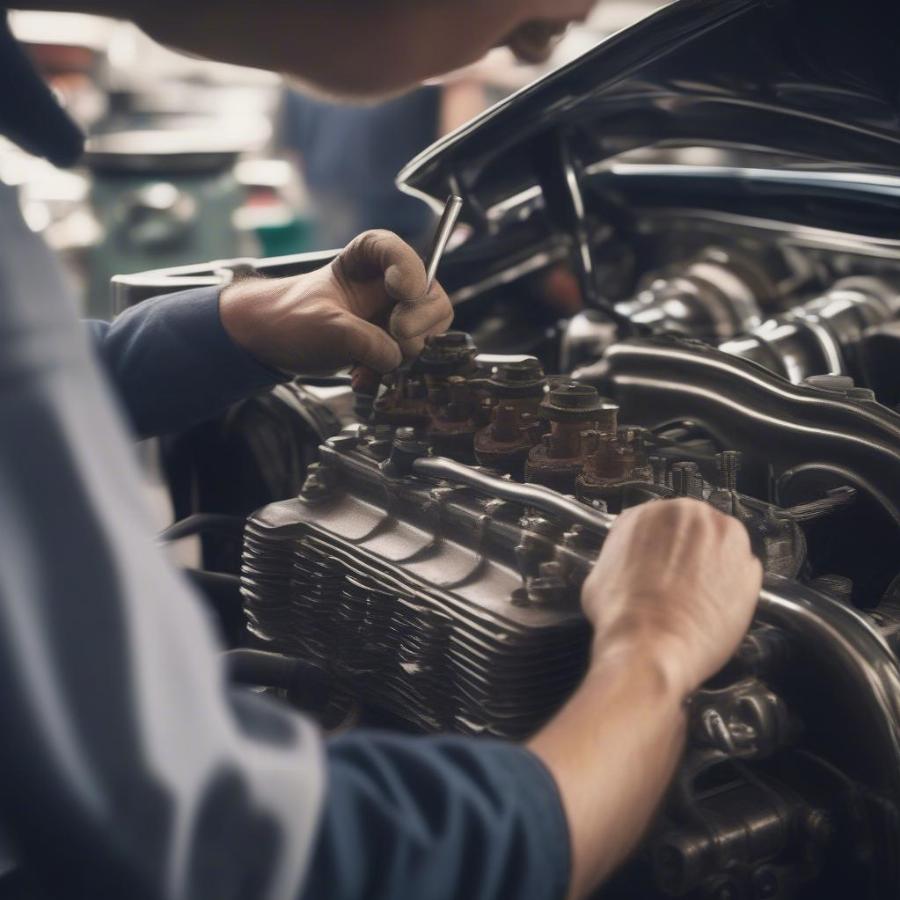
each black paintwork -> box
[399,0,900,220]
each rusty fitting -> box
[525,384,617,493]
[539,383,618,459]
[474,404,543,477]
[373,362,431,428]
[417,331,477,377]
[443,375,473,421]
[541,382,617,427]
[492,404,521,442]
[489,358,547,401]
[588,436,636,482]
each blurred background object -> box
[4,2,664,318]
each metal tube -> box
[412,454,615,532]
[425,194,463,293]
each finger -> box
[396,309,455,359]
[389,282,454,356]
[343,316,403,374]
[351,364,381,395]
[338,229,428,303]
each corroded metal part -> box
[474,404,543,478]
[525,382,618,493]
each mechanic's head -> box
[14,0,595,98]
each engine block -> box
[242,442,593,739]
[240,331,900,897]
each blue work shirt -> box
[86,285,571,900]
[0,10,570,896]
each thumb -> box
[343,316,403,374]
[389,281,454,359]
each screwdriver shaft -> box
[424,194,463,294]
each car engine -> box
[236,299,900,900]
[118,0,900,896]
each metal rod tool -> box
[424,194,463,293]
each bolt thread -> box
[671,461,704,499]
[717,450,742,492]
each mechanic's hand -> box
[220,230,453,389]
[582,499,763,697]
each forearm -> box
[529,639,688,900]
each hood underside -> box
[399,0,900,224]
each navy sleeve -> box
[87,286,287,438]
[307,731,571,900]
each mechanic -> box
[0,3,763,899]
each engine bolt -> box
[490,358,546,398]
[492,404,520,442]
[650,455,668,487]
[671,461,703,499]
[717,450,742,492]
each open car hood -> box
[399,0,900,227]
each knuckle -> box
[357,228,394,247]
[345,229,396,265]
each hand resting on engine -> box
[529,499,762,900]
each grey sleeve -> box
[0,181,324,899]
[0,181,573,900]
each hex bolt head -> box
[428,331,472,349]
[491,358,546,396]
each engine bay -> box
[118,2,900,895]
[123,208,900,900]
[232,226,900,899]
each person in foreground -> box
[0,1,763,898]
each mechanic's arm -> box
[2,175,558,900]
[89,230,452,437]
[530,500,763,900]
